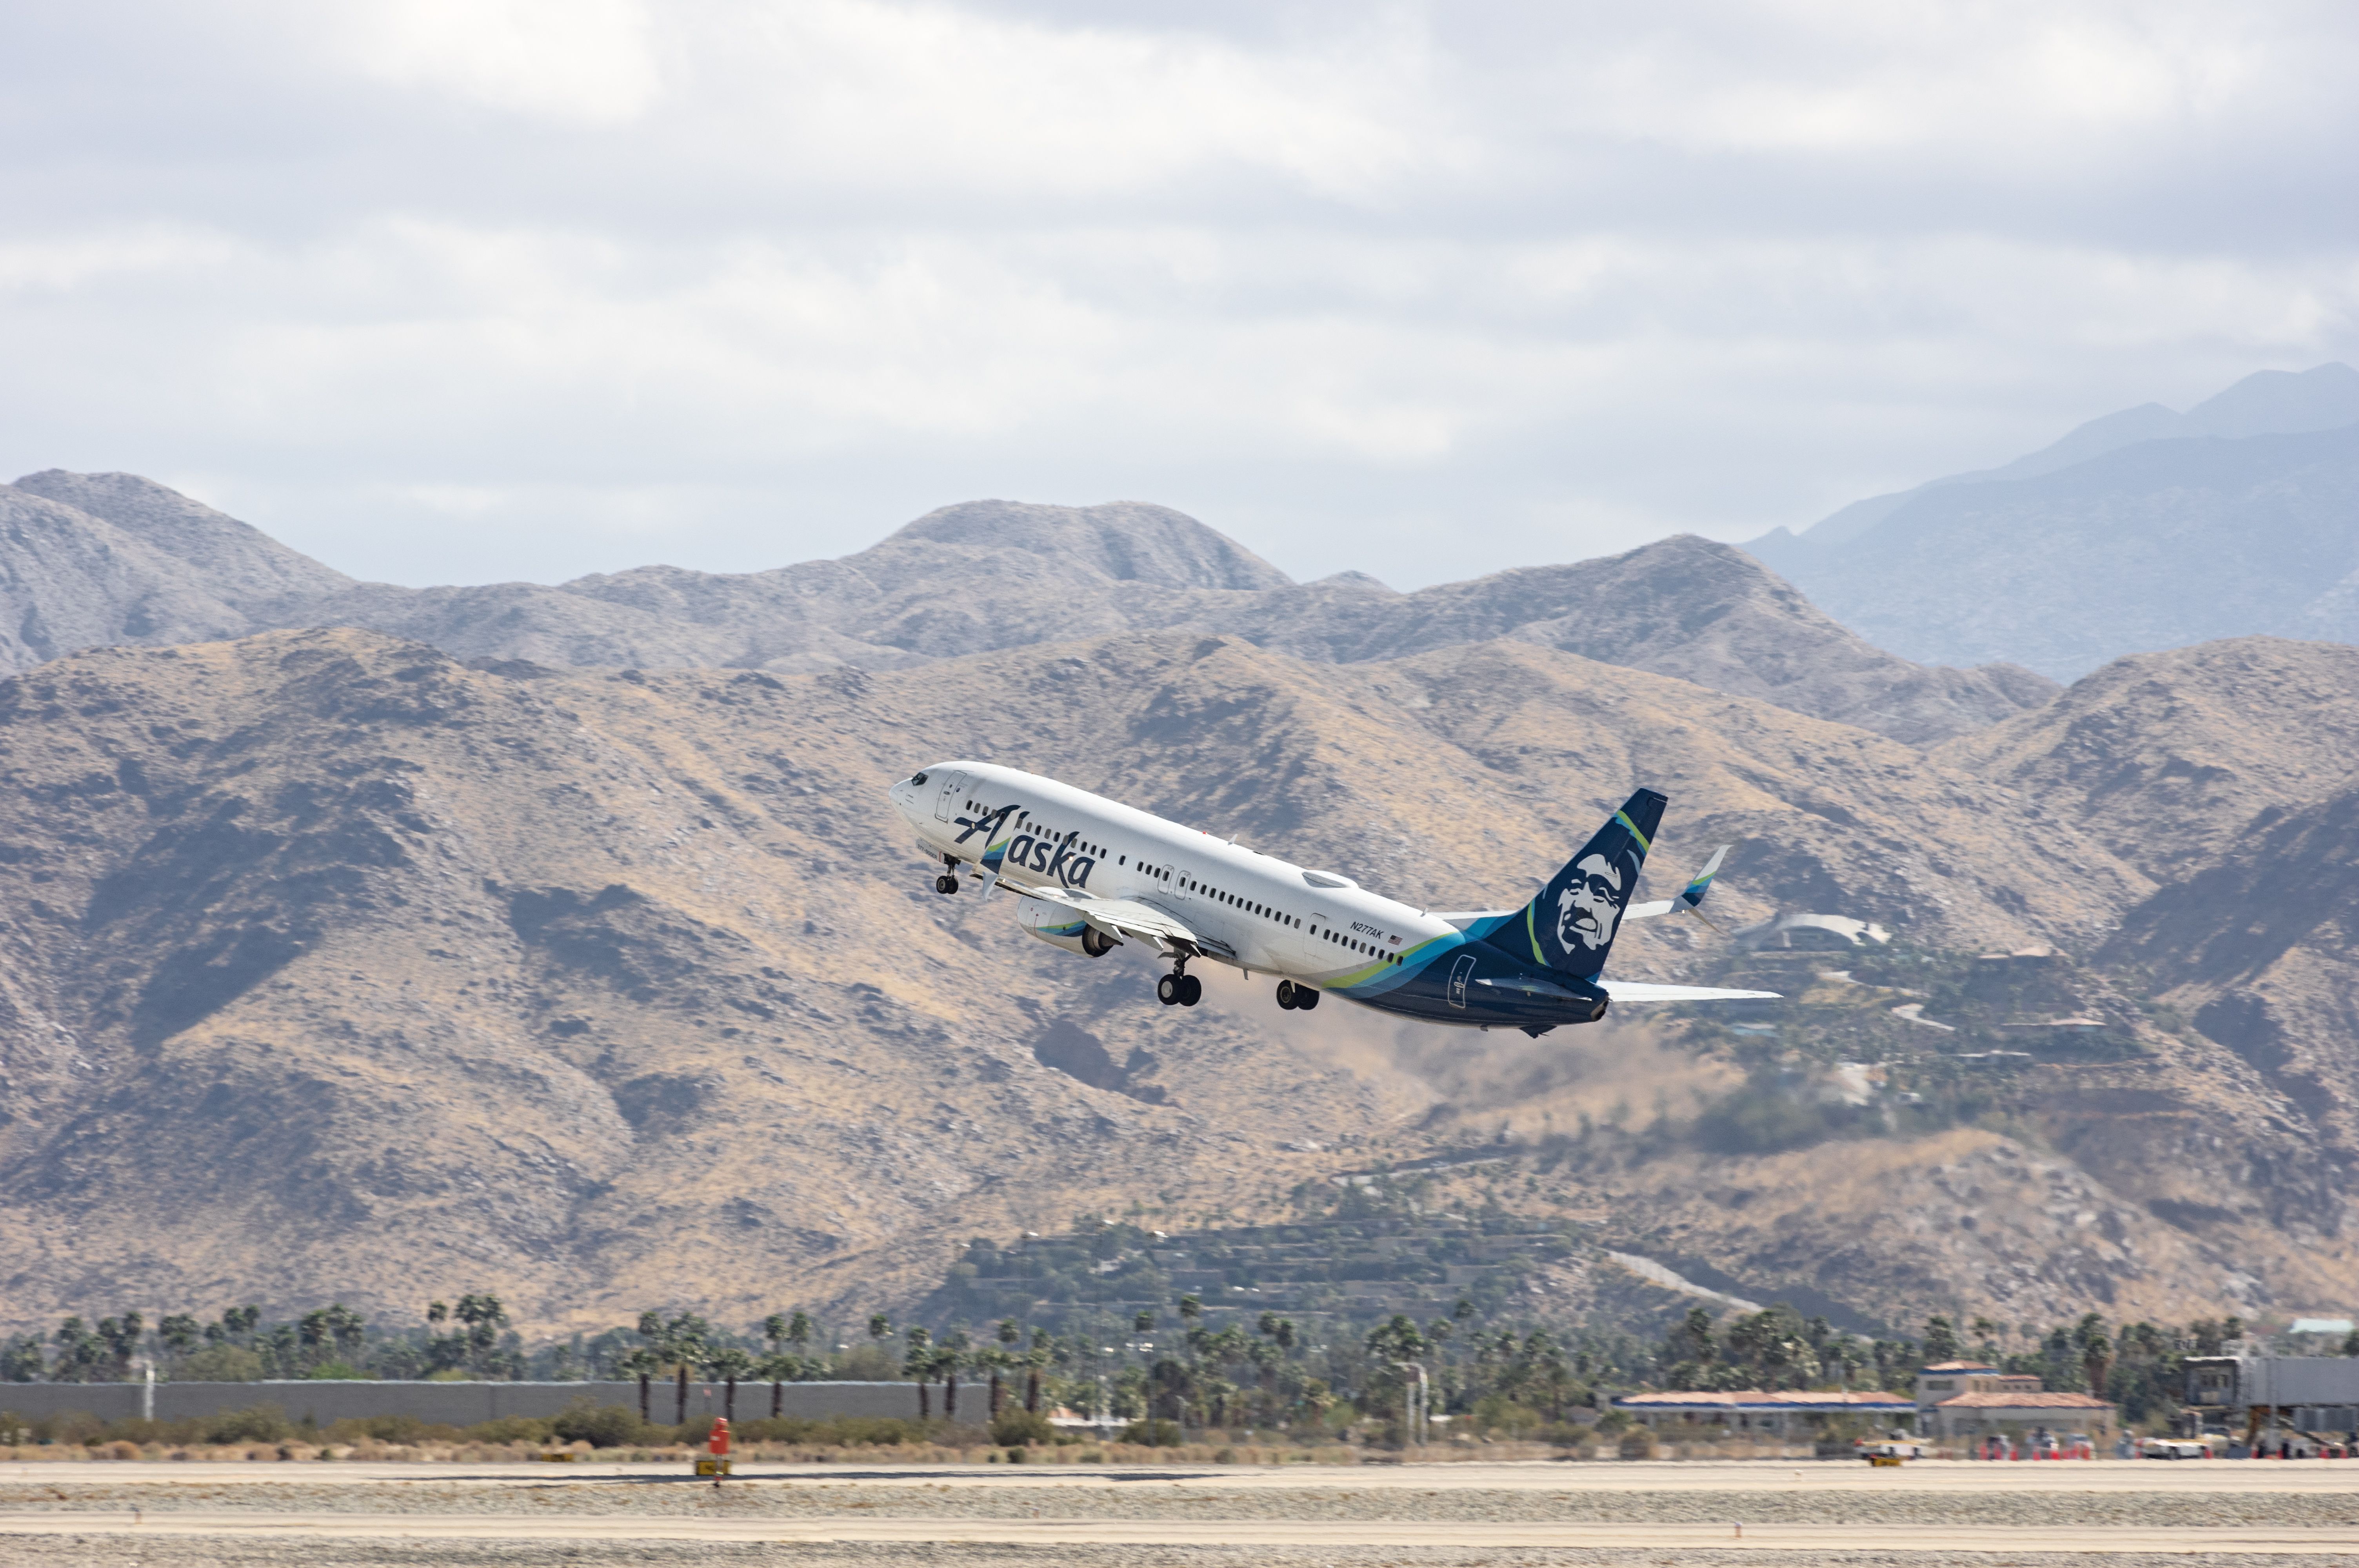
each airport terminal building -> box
[1914,1361,2117,1445]
[1612,1389,1915,1436]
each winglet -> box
[1678,844,1730,933]
[1624,844,1734,931]
[1677,845,1729,911]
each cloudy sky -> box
[2,1,2354,589]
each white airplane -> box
[887,762,1775,1033]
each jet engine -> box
[1016,898,1118,956]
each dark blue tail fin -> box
[1481,789,1665,978]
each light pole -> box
[1391,1360,1429,1446]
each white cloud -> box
[689,0,1458,204]
[0,0,2353,589]
[323,0,663,124]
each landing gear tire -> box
[1178,975,1202,1007]
[934,873,959,895]
[1276,979,1299,1010]
[1157,973,1182,1006]
[1294,985,1319,1011]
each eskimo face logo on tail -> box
[953,804,1094,889]
[1557,852,1624,952]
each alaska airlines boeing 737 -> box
[887,763,1775,1033]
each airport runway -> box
[5,1460,2356,1565]
[19,1457,2359,1490]
[4,1507,2359,1552]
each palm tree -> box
[1025,1329,1051,1414]
[934,1343,963,1420]
[757,1350,801,1418]
[903,1328,933,1419]
[618,1347,662,1422]
[1970,1316,2001,1362]
[980,1346,1007,1417]
[705,1345,755,1422]
[987,1319,1024,1416]
[636,1310,710,1425]
[1247,1338,1281,1426]
[666,1319,711,1425]
[158,1314,200,1372]
[787,1311,814,1355]
[453,1294,509,1376]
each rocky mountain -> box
[0,477,2052,744]
[11,470,355,612]
[1747,366,2359,679]
[1933,637,2359,1201]
[0,624,2348,1339]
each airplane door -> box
[1292,910,1330,969]
[1447,952,1477,1008]
[932,771,967,822]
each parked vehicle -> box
[2141,1437,2214,1459]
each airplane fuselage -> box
[888,760,1610,1030]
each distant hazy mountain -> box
[1766,363,2359,550]
[1748,365,2359,678]
[0,480,2055,742]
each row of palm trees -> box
[895,1318,1053,1421]
[615,1309,1059,1425]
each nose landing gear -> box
[1156,969,1202,1007]
[934,873,960,895]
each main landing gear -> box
[1276,979,1320,1011]
[1157,968,1202,1007]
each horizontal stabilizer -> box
[1598,981,1780,1002]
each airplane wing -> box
[1598,980,1781,1002]
[1009,884,1233,959]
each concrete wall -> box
[0,1380,923,1426]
